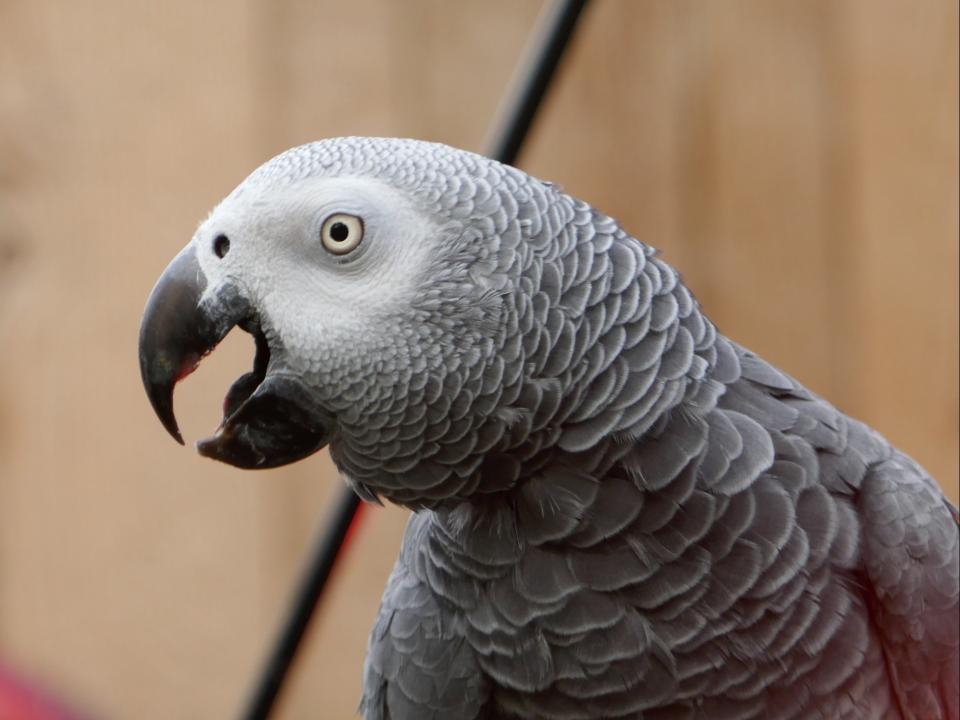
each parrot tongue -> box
[195,323,335,470]
[220,320,271,419]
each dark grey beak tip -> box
[146,375,186,445]
[138,345,196,445]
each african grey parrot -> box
[139,138,959,719]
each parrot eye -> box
[321,213,364,255]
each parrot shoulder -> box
[857,454,960,719]
[361,514,490,720]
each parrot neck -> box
[417,338,739,576]
[331,225,731,510]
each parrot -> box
[138,137,959,719]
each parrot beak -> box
[138,244,235,445]
[138,244,333,469]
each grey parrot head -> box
[140,137,608,507]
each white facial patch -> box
[194,174,443,378]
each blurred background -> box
[0,1,956,718]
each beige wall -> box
[0,1,956,718]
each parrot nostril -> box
[213,234,230,259]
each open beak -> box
[138,244,333,469]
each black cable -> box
[239,2,590,718]
[241,487,362,720]
[486,0,589,167]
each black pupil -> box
[213,234,230,258]
[329,222,350,242]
